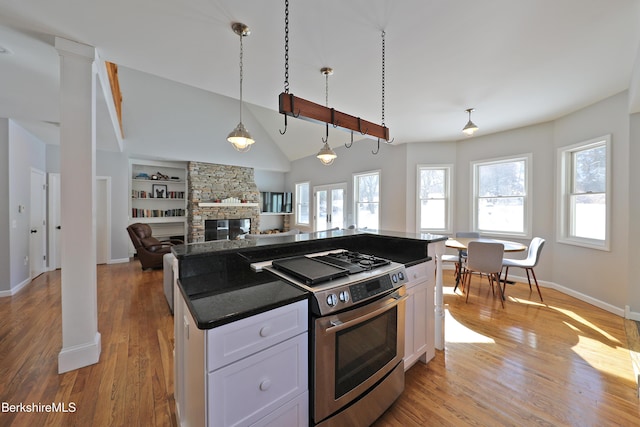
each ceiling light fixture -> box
[277,0,392,145]
[227,22,255,152]
[317,67,337,166]
[462,108,478,136]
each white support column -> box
[433,240,446,350]
[55,37,101,373]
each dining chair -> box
[444,232,481,291]
[502,237,545,302]
[463,241,505,308]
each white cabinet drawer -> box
[207,300,308,372]
[208,333,308,427]
[249,391,309,427]
[406,262,429,287]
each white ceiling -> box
[1,0,639,160]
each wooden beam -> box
[105,61,124,138]
[279,92,390,141]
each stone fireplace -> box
[187,162,260,243]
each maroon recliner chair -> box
[127,223,183,270]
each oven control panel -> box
[318,266,408,314]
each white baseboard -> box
[108,257,130,264]
[0,277,31,298]
[626,306,640,322]
[58,332,102,373]
[441,264,628,318]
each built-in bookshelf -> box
[129,160,187,242]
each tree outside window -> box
[473,155,531,236]
[295,182,310,225]
[354,171,380,229]
[418,165,451,233]
[558,136,610,250]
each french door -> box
[314,183,346,231]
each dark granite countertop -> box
[174,229,446,330]
[179,274,308,329]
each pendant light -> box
[227,23,255,152]
[462,108,478,136]
[316,67,337,165]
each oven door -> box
[313,286,407,424]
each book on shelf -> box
[132,190,185,199]
[131,208,185,218]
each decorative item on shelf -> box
[135,173,149,180]
[317,67,337,166]
[277,0,392,150]
[152,184,167,198]
[462,108,479,136]
[227,22,255,152]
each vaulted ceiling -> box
[1,0,639,160]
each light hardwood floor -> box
[1,262,639,426]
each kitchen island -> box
[171,229,447,426]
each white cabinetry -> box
[174,288,309,427]
[404,260,435,370]
[129,159,187,242]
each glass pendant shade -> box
[227,122,255,152]
[317,142,337,165]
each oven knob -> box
[398,271,405,281]
[327,294,338,307]
[391,274,398,283]
[339,291,350,303]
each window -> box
[557,135,610,250]
[353,170,380,229]
[472,154,531,236]
[295,182,310,225]
[417,165,452,233]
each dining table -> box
[445,237,527,292]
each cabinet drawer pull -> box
[259,379,272,391]
[259,326,271,337]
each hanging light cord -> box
[283,0,290,93]
[325,71,329,107]
[238,31,244,123]
[381,30,386,128]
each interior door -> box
[314,183,346,231]
[48,173,110,267]
[30,168,46,279]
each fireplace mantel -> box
[199,202,259,207]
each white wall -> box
[0,119,10,292]
[287,90,634,314]
[552,91,630,309]
[286,137,407,232]
[628,112,640,315]
[118,67,291,172]
[8,120,46,290]
[47,145,131,262]
[454,121,556,281]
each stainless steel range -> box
[257,250,408,427]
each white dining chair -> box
[502,237,545,302]
[444,232,480,292]
[463,241,505,308]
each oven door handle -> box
[324,294,408,334]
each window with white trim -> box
[472,154,531,236]
[295,182,310,225]
[417,165,452,233]
[557,135,610,250]
[353,170,380,229]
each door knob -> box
[30,229,38,234]
[56,226,61,230]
